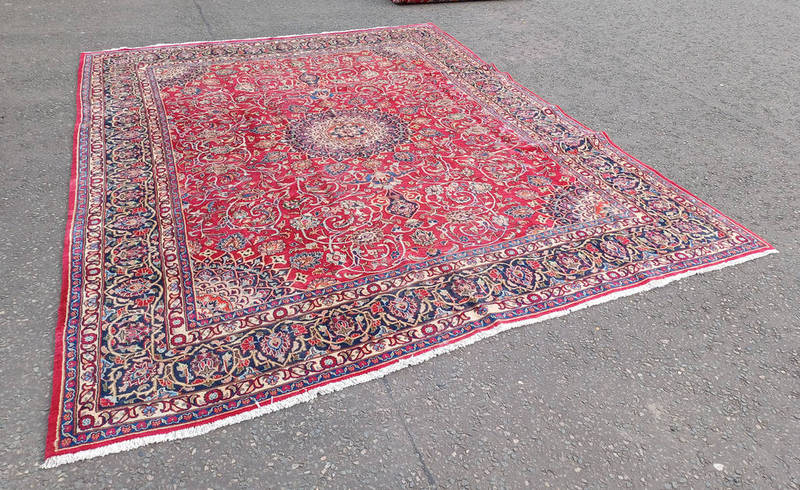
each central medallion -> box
[286,108,409,160]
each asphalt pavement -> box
[1,0,798,487]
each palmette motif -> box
[47,24,772,463]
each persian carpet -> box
[45,23,775,466]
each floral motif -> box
[190,351,221,379]
[119,361,158,391]
[314,313,371,346]
[114,320,151,345]
[290,251,322,271]
[257,330,293,364]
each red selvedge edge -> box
[46,52,88,460]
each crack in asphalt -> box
[192,0,213,36]
[382,378,438,487]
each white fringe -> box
[41,248,776,469]
[83,23,433,54]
